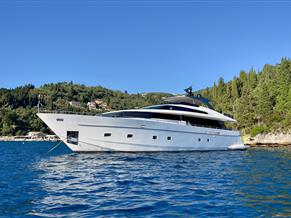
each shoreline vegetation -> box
[0,58,290,146]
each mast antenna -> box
[184,86,194,96]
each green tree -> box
[231,78,239,99]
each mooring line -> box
[47,138,65,154]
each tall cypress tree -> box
[231,79,239,99]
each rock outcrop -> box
[247,132,291,146]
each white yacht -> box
[37,88,247,152]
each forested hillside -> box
[198,58,291,136]
[0,58,290,136]
[0,84,169,136]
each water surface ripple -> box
[0,142,290,217]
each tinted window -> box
[146,105,207,114]
[103,112,152,118]
[182,116,226,129]
[103,111,226,129]
[151,113,181,121]
[104,111,181,121]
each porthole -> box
[207,138,210,142]
[153,136,157,140]
[56,118,64,122]
[104,133,111,137]
[167,136,171,140]
[198,138,201,142]
[127,134,133,138]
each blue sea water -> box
[0,142,290,217]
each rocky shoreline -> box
[1,131,61,142]
[0,137,60,142]
[0,134,60,142]
[243,132,291,147]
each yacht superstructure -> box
[37,89,247,152]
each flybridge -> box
[163,86,213,109]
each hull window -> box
[104,133,111,137]
[67,131,79,145]
[153,136,157,140]
[167,136,171,140]
[127,134,133,138]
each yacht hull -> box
[37,113,247,152]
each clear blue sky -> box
[0,1,290,93]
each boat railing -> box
[38,109,101,116]
[36,98,103,116]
